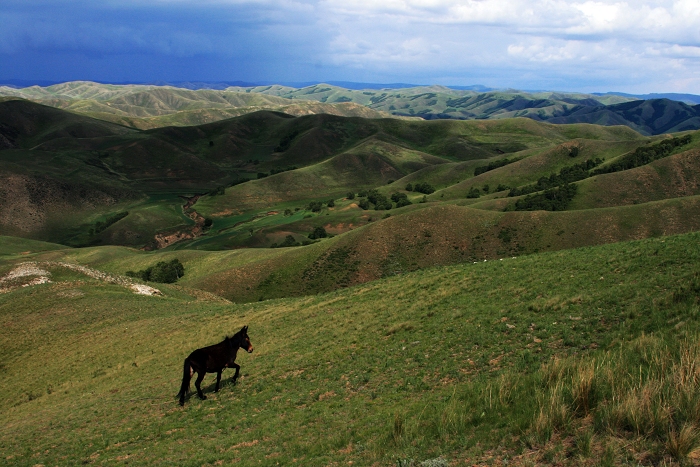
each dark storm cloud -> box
[2,0,700,92]
[0,0,328,81]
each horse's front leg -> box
[215,370,222,392]
[194,371,207,400]
[231,363,241,385]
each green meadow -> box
[1,232,699,466]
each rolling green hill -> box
[2,97,699,269]
[4,100,638,248]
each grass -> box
[1,231,699,466]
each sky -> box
[1,0,700,93]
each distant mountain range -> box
[1,81,700,135]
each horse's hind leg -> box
[215,370,222,392]
[194,371,207,400]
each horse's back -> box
[188,343,230,372]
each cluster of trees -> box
[126,258,185,283]
[592,135,692,175]
[406,182,435,194]
[306,199,335,212]
[473,157,521,176]
[507,183,578,212]
[391,192,412,207]
[89,211,128,236]
[465,183,510,199]
[355,189,413,211]
[274,130,300,152]
[508,158,603,197]
[308,226,328,239]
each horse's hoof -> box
[200,395,207,400]
[179,400,184,407]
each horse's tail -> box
[177,357,192,406]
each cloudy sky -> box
[2,0,700,93]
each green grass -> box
[0,236,69,256]
[1,232,699,466]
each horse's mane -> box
[224,326,247,343]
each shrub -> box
[391,192,407,203]
[126,258,184,283]
[209,186,226,196]
[326,199,335,208]
[284,208,292,216]
[467,187,481,199]
[358,198,370,210]
[257,172,268,179]
[413,182,435,194]
[375,200,392,211]
[308,201,323,212]
[272,235,300,248]
[308,226,327,240]
[346,192,355,200]
[405,183,413,192]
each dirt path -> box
[0,261,162,296]
[148,194,207,250]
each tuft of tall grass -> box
[530,332,700,462]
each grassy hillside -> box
[1,231,699,466]
[18,192,700,304]
[5,102,643,248]
[2,98,699,286]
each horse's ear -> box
[242,325,248,332]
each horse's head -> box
[238,325,254,353]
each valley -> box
[1,83,700,466]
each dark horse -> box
[178,325,254,406]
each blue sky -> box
[2,0,700,93]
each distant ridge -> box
[594,91,700,105]
[2,80,700,135]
